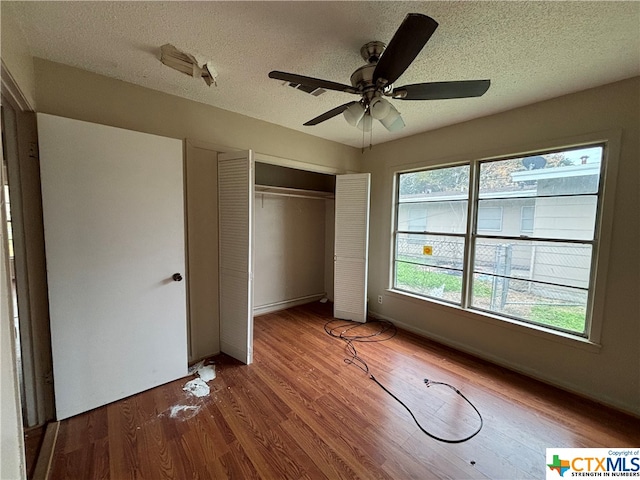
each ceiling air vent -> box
[160,44,217,87]
[286,82,326,97]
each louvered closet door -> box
[334,173,371,323]
[218,150,254,364]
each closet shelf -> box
[254,185,334,199]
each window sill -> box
[385,289,602,353]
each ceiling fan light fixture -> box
[343,102,365,126]
[380,104,405,132]
[369,97,391,120]
[383,114,405,132]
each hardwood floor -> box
[24,424,46,479]
[49,302,640,479]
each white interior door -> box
[334,173,371,323]
[38,114,188,420]
[218,150,254,364]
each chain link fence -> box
[396,234,590,308]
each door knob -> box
[172,273,183,282]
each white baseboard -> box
[368,309,639,418]
[253,293,325,316]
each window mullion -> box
[461,161,480,309]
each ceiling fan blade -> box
[269,71,357,94]
[392,80,491,100]
[303,102,358,126]
[373,13,438,86]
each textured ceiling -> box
[7,1,640,148]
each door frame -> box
[1,84,54,428]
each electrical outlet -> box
[377,295,383,304]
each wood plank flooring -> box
[24,424,46,479]
[49,302,640,479]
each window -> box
[521,206,535,233]
[393,144,605,337]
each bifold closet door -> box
[334,173,371,323]
[38,114,188,420]
[217,150,254,364]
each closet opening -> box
[253,162,336,316]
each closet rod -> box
[255,190,334,200]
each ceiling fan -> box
[269,13,490,133]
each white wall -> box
[363,77,640,415]
[254,194,328,312]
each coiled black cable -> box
[324,318,483,443]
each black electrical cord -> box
[324,318,483,443]
[324,319,396,374]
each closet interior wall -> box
[254,162,335,315]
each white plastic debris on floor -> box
[183,360,216,397]
[197,365,216,382]
[183,378,210,397]
[169,405,200,419]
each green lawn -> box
[530,305,585,333]
[395,261,491,296]
[395,261,463,292]
[395,261,585,333]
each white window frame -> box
[390,133,620,345]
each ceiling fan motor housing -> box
[350,64,376,91]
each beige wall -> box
[34,59,360,172]
[20,57,640,416]
[184,142,220,361]
[363,77,640,415]
[254,194,328,310]
[34,59,361,361]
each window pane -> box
[397,201,467,233]
[477,197,597,240]
[474,238,592,289]
[399,165,470,201]
[477,206,502,231]
[480,146,603,198]
[394,261,462,304]
[396,233,465,269]
[471,274,587,335]
[528,196,597,241]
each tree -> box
[399,153,571,196]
